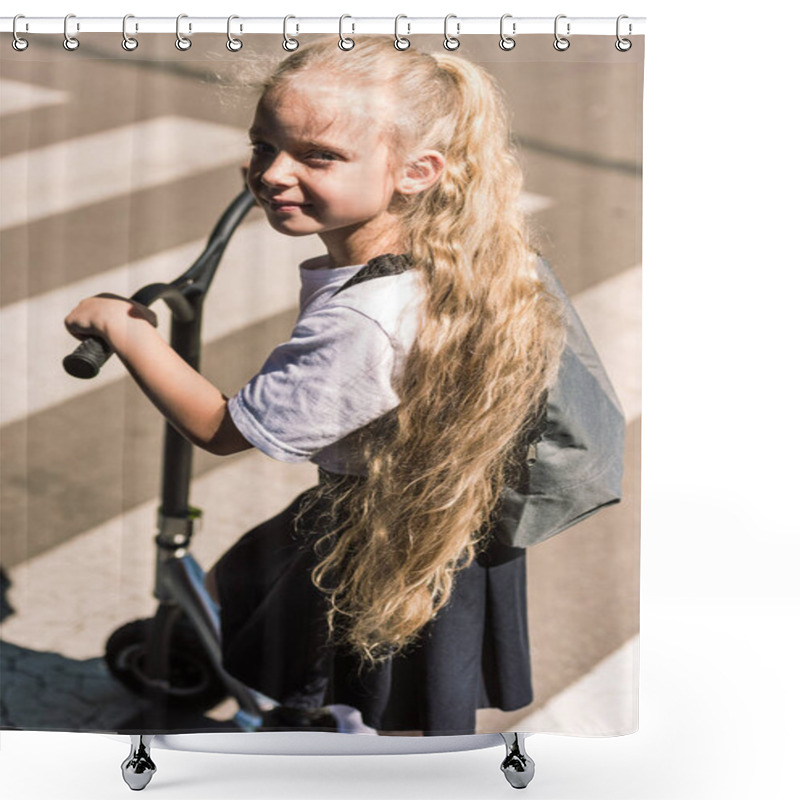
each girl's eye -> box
[307,151,339,162]
[250,142,275,156]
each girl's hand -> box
[64,293,158,349]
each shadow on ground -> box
[0,640,242,732]
[0,567,238,732]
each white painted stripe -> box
[0,222,323,426]
[0,253,637,432]
[514,636,639,735]
[573,265,642,422]
[0,116,247,230]
[518,192,552,215]
[0,78,70,116]
[0,194,556,427]
[2,451,319,660]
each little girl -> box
[65,36,565,736]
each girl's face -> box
[247,78,403,262]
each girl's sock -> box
[325,704,378,734]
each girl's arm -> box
[64,294,253,456]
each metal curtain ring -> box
[12,15,29,51]
[615,14,632,51]
[394,15,410,51]
[339,15,355,50]
[122,14,138,51]
[226,15,243,51]
[499,14,516,50]
[553,14,570,51]
[283,15,299,51]
[175,14,192,51]
[443,14,460,50]
[63,13,79,51]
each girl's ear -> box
[396,150,446,196]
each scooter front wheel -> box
[105,617,228,711]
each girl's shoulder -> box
[325,268,425,348]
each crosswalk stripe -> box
[0,118,546,233]
[0,254,637,432]
[0,78,70,117]
[0,116,247,230]
[0,193,557,427]
[573,265,642,422]
[0,222,322,427]
[512,635,639,735]
[1,450,319,659]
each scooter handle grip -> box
[62,336,112,379]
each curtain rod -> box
[1,16,646,38]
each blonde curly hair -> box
[260,36,566,665]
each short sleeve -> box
[228,305,400,462]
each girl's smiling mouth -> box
[268,203,311,214]
[268,199,312,213]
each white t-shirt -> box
[228,254,424,476]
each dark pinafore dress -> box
[214,467,533,736]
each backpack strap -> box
[332,253,413,297]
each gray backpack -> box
[334,253,626,548]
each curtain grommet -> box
[499,14,516,51]
[553,14,570,51]
[443,14,460,51]
[394,15,411,51]
[615,15,632,51]
[12,15,29,51]
[282,15,299,51]
[121,14,138,51]
[226,15,243,51]
[175,14,192,51]
[63,13,79,51]
[338,14,355,50]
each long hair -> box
[262,36,566,665]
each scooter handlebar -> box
[62,185,254,380]
[63,336,113,379]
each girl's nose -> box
[259,151,297,187]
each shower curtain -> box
[0,31,643,739]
